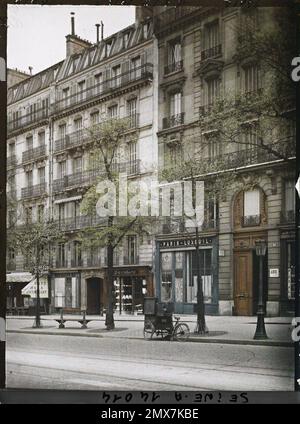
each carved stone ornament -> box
[56,153,68,163]
[36,160,46,169]
[24,163,33,172]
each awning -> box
[6,272,34,283]
[21,277,49,298]
[54,195,82,204]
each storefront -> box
[51,272,82,313]
[155,236,219,314]
[280,230,295,316]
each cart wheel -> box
[143,321,155,340]
[173,323,190,341]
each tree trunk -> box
[105,218,115,330]
[34,272,41,329]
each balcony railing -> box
[7,155,17,168]
[8,107,49,134]
[71,258,83,268]
[87,256,101,267]
[123,255,139,265]
[164,60,183,75]
[162,112,185,129]
[154,6,201,33]
[22,145,46,163]
[53,161,141,193]
[54,64,153,114]
[57,215,108,231]
[201,44,222,61]
[242,215,261,227]
[55,259,68,268]
[21,183,47,200]
[280,210,295,224]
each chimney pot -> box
[96,23,100,43]
[71,12,75,36]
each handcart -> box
[143,297,190,341]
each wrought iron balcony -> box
[22,145,46,163]
[242,215,261,227]
[55,259,68,268]
[162,112,185,129]
[8,107,49,134]
[280,210,295,224]
[54,64,153,114]
[21,183,47,200]
[53,169,101,193]
[87,256,101,267]
[7,155,17,168]
[54,129,90,153]
[153,6,201,33]
[71,258,83,268]
[56,215,108,231]
[201,44,222,61]
[164,60,183,75]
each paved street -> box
[6,332,294,391]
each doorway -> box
[86,278,102,314]
[234,250,253,315]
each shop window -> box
[161,252,172,302]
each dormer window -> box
[143,22,150,39]
[123,32,130,48]
[106,40,113,56]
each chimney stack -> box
[71,12,75,35]
[96,23,100,43]
[101,21,104,40]
[28,66,33,75]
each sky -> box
[7,5,136,75]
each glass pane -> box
[244,190,260,216]
[161,252,172,302]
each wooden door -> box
[87,278,101,314]
[234,251,253,316]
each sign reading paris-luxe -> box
[159,237,213,250]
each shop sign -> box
[159,237,213,250]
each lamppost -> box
[254,239,268,340]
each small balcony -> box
[7,155,17,168]
[164,60,183,75]
[87,256,101,267]
[242,215,261,227]
[55,259,68,268]
[8,107,49,134]
[71,258,83,268]
[57,215,108,231]
[162,112,185,129]
[53,64,153,114]
[123,255,139,266]
[22,145,46,164]
[53,169,101,193]
[280,210,295,224]
[126,113,140,129]
[21,183,47,200]
[201,44,222,61]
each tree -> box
[80,116,152,330]
[8,212,62,328]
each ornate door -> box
[234,250,253,315]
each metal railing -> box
[56,215,108,231]
[21,183,47,199]
[201,44,222,61]
[164,60,183,75]
[162,112,185,129]
[242,215,261,227]
[154,6,201,33]
[53,161,141,193]
[22,145,46,163]
[87,257,101,267]
[55,259,68,268]
[123,255,139,265]
[8,107,49,134]
[280,210,295,224]
[71,258,83,268]
[54,64,153,113]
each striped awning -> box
[6,272,34,283]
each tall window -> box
[58,203,66,223]
[128,142,137,174]
[131,56,141,80]
[244,64,260,93]
[207,77,220,106]
[57,243,66,267]
[161,252,172,302]
[72,241,82,267]
[26,135,33,151]
[170,92,182,117]
[26,170,33,187]
[38,167,45,184]
[77,80,86,101]
[58,161,66,179]
[38,131,45,146]
[62,87,70,106]
[112,65,121,88]
[59,123,67,141]
[108,104,118,119]
[243,189,260,226]
[90,110,100,126]
[206,21,220,50]
[167,39,182,72]
[127,98,137,127]
[74,117,83,144]
[106,41,112,56]
[73,157,82,174]
[127,235,137,265]
[94,73,103,94]
[9,142,15,157]
[207,134,222,159]
[242,124,259,151]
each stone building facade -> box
[7,6,296,317]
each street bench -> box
[55,311,94,329]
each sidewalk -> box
[6,313,294,347]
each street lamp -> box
[254,239,268,340]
